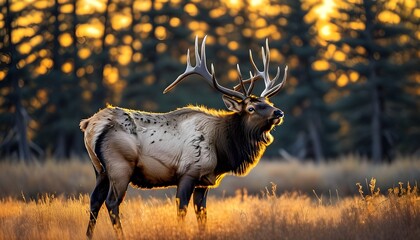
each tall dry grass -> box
[0,180,418,240]
[217,155,420,197]
[0,156,419,199]
[0,157,419,239]
[0,159,94,199]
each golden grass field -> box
[0,156,419,239]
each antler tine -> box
[260,66,280,97]
[234,38,287,98]
[210,64,245,99]
[232,50,262,92]
[195,35,201,66]
[186,49,191,68]
[200,35,207,68]
[234,40,272,93]
[246,71,256,96]
[232,69,258,95]
[262,65,288,98]
[249,49,259,77]
[263,39,276,89]
[261,45,269,85]
[164,36,246,100]
[236,64,247,96]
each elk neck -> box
[214,112,268,176]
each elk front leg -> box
[176,175,196,220]
[193,187,208,230]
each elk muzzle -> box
[270,109,284,126]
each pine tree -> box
[121,0,194,112]
[0,0,43,161]
[269,0,337,161]
[330,0,419,162]
[383,1,420,155]
[33,0,86,159]
[191,0,238,109]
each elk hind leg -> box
[87,171,109,239]
[105,164,133,240]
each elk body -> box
[80,36,287,239]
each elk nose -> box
[274,110,284,118]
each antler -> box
[163,36,246,100]
[234,39,288,98]
[164,36,287,99]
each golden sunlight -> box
[10,0,32,12]
[18,43,32,55]
[76,23,103,38]
[248,0,276,15]
[169,17,181,27]
[26,53,37,64]
[111,14,132,30]
[225,0,243,10]
[333,50,346,62]
[228,69,237,80]
[336,74,348,87]
[59,33,73,47]
[60,3,74,14]
[312,60,330,71]
[155,26,167,40]
[378,10,401,24]
[228,41,239,51]
[249,0,266,8]
[134,0,152,12]
[61,62,73,74]
[15,11,43,26]
[319,25,331,38]
[12,28,36,44]
[0,71,6,81]
[184,3,198,16]
[309,0,339,41]
[105,34,116,45]
[210,8,226,18]
[314,0,336,20]
[78,48,92,59]
[117,46,132,65]
[349,71,359,82]
[78,0,106,14]
[104,65,119,84]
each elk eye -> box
[248,107,255,112]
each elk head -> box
[164,36,287,143]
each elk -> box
[80,36,287,239]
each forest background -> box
[0,0,419,164]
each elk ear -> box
[222,95,242,112]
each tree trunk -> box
[54,131,66,159]
[307,115,324,163]
[95,0,111,108]
[363,0,382,163]
[371,80,382,163]
[72,0,85,158]
[14,99,31,161]
[150,0,160,85]
[51,0,68,160]
[5,0,31,162]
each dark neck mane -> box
[215,113,269,176]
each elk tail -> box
[80,117,109,174]
[79,118,90,132]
